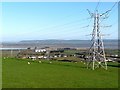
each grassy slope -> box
[2,58,118,88]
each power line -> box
[31,17,93,39]
[99,2,118,24]
[20,16,92,36]
[94,0,100,12]
[36,24,90,38]
[110,2,118,11]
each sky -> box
[2,2,118,42]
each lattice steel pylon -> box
[86,10,110,70]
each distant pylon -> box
[86,10,110,70]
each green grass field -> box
[2,58,119,88]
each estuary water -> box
[1,40,118,49]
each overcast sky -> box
[2,2,118,42]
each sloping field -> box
[2,58,118,88]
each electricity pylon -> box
[86,10,111,70]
